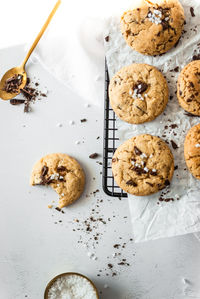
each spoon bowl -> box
[0,66,27,100]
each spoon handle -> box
[22,0,61,68]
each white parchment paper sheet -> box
[105,0,200,242]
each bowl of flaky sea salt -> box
[44,272,99,299]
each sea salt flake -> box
[152,169,157,172]
[195,144,200,148]
[144,167,149,172]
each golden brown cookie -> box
[121,0,185,55]
[184,124,200,180]
[30,153,85,208]
[109,63,168,124]
[112,134,174,196]
[177,60,200,116]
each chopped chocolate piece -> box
[41,166,48,177]
[24,101,30,113]
[112,158,116,163]
[174,165,178,170]
[134,146,142,156]
[179,90,182,96]
[133,166,147,175]
[108,263,113,269]
[190,7,195,17]
[193,54,200,61]
[10,99,25,105]
[89,153,99,159]
[55,207,61,212]
[164,180,170,186]
[171,140,178,149]
[126,180,137,187]
[170,124,178,129]
[174,67,179,72]
[134,81,148,94]
[105,36,109,42]
[113,244,120,249]
[3,74,23,93]
[80,118,87,123]
[57,166,67,172]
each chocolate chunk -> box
[190,7,195,17]
[193,54,200,61]
[171,140,178,149]
[3,74,23,93]
[170,124,178,129]
[174,165,178,170]
[132,166,147,175]
[174,67,179,72]
[126,180,137,187]
[41,166,48,177]
[89,153,99,159]
[57,166,67,172]
[134,81,148,94]
[80,118,87,123]
[108,263,113,269]
[105,36,109,42]
[179,90,182,96]
[164,180,170,186]
[10,99,25,105]
[112,158,116,163]
[134,146,142,156]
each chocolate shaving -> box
[80,118,87,123]
[10,99,25,105]
[190,7,195,17]
[3,74,23,93]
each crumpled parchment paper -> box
[104,0,200,242]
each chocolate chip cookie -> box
[112,134,174,196]
[121,0,185,55]
[30,153,85,208]
[109,63,168,124]
[184,124,200,180]
[177,60,200,116]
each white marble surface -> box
[0,45,200,299]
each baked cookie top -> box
[177,60,200,116]
[109,63,168,124]
[121,0,185,55]
[184,124,200,180]
[30,153,85,208]
[112,134,174,196]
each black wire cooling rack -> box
[102,62,128,198]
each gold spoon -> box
[0,0,61,101]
